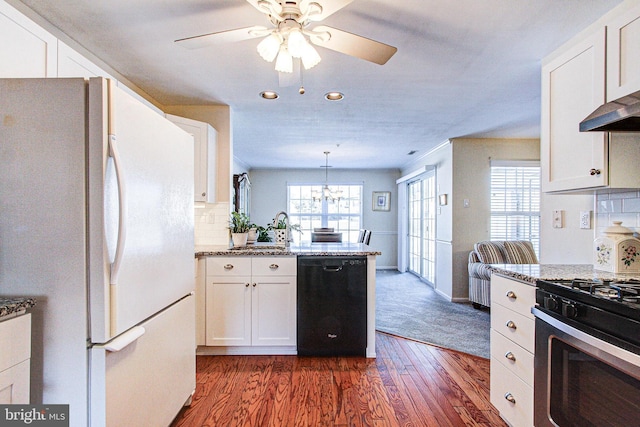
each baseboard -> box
[376,266,398,270]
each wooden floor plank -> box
[171,332,507,427]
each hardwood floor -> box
[171,332,507,427]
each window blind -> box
[490,165,541,256]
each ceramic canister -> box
[594,221,640,273]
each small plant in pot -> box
[229,212,250,247]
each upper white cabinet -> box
[166,114,217,203]
[0,1,57,77]
[541,3,640,193]
[606,3,640,100]
[57,40,113,79]
[541,28,608,192]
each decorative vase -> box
[275,229,287,245]
[247,228,257,244]
[594,221,640,273]
[231,232,249,248]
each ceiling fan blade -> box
[175,26,267,49]
[301,0,354,21]
[311,25,397,65]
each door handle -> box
[108,133,128,286]
[101,326,145,352]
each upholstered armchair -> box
[467,240,538,308]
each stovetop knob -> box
[544,296,559,311]
[563,303,578,318]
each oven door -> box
[533,308,640,427]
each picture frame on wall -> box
[372,191,391,211]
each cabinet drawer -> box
[251,257,296,276]
[491,305,535,353]
[491,275,536,319]
[490,357,533,427]
[0,314,31,372]
[206,257,252,276]
[490,328,534,387]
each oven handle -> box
[532,307,640,369]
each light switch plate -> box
[580,211,591,229]
[553,210,564,228]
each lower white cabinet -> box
[490,274,536,427]
[205,256,296,350]
[0,313,31,404]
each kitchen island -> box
[488,263,640,284]
[195,242,380,357]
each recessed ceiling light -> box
[324,92,344,101]
[260,91,279,100]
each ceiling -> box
[12,0,622,170]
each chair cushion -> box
[503,240,538,264]
[473,241,507,264]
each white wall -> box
[249,168,400,269]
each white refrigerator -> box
[0,78,196,426]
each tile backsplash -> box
[595,190,640,235]
[194,202,231,246]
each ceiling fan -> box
[175,0,397,74]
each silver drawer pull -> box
[505,290,517,299]
[269,264,279,270]
[224,264,234,270]
[504,351,516,361]
[505,320,517,330]
[504,393,516,404]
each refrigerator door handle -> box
[100,326,145,352]
[108,133,128,286]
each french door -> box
[407,171,436,283]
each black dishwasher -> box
[297,256,367,356]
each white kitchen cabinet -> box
[0,1,57,77]
[606,2,640,101]
[0,313,31,404]
[204,256,296,351]
[57,40,113,79]
[490,274,535,427]
[166,114,217,203]
[541,28,608,192]
[542,6,640,194]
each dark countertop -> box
[0,297,36,319]
[490,263,640,285]
[196,242,381,257]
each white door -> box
[88,78,195,342]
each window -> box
[407,171,436,284]
[287,183,363,243]
[490,161,541,256]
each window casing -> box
[287,184,363,243]
[490,161,541,256]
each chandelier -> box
[249,2,330,73]
[312,151,343,202]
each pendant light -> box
[312,151,343,202]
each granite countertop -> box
[0,297,36,319]
[489,263,640,285]
[196,242,381,257]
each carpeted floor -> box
[375,270,490,359]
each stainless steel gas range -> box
[532,278,640,427]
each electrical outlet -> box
[553,210,564,228]
[580,211,591,229]
[463,199,470,208]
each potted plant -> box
[247,223,258,244]
[229,212,250,247]
[256,225,273,242]
[272,218,302,244]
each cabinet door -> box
[166,114,217,203]
[251,276,296,346]
[57,41,113,79]
[0,1,57,77]
[541,28,608,192]
[206,276,252,346]
[607,3,640,101]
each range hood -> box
[580,90,640,132]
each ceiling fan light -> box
[275,46,293,73]
[287,29,307,58]
[301,43,321,69]
[257,33,281,62]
